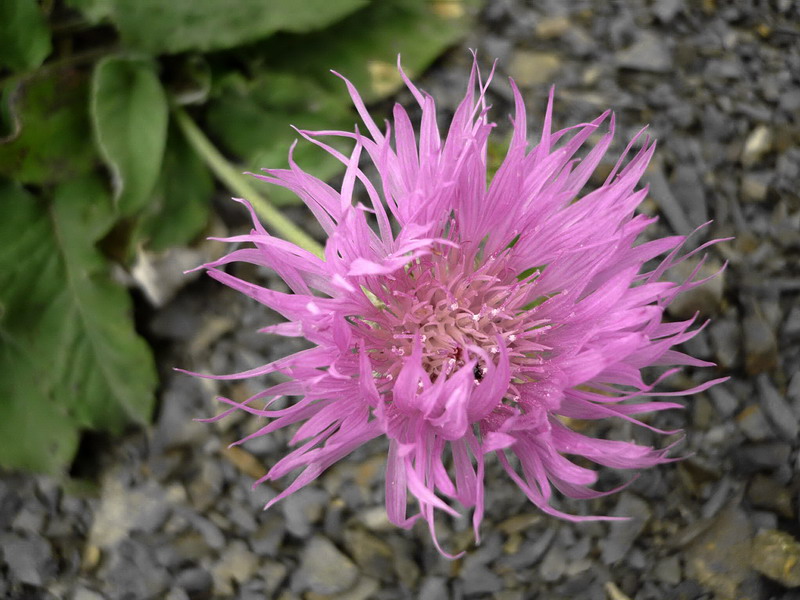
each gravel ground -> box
[2,1,800,599]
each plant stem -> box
[173,106,324,258]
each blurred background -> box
[0,1,799,599]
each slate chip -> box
[296,536,358,595]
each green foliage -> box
[0,0,52,72]
[0,179,156,472]
[78,0,370,54]
[0,70,96,184]
[0,0,478,473]
[138,123,214,250]
[257,0,480,102]
[206,71,355,205]
[91,56,169,215]
[206,0,477,203]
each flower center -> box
[355,246,550,400]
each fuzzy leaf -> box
[0,69,96,184]
[137,123,213,250]
[103,0,369,54]
[206,72,355,205]
[0,0,52,72]
[91,56,168,215]
[64,0,113,23]
[0,336,80,474]
[0,178,156,473]
[257,0,479,102]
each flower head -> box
[190,58,726,556]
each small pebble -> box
[297,536,358,595]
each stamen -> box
[364,245,547,386]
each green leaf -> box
[256,0,479,102]
[206,72,356,205]
[137,123,213,250]
[204,0,477,204]
[0,178,157,473]
[65,0,113,23]
[0,183,79,473]
[0,335,80,473]
[0,69,96,184]
[104,0,369,54]
[91,56,169,216]
[0,0,52,72]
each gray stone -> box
[751,510,779,532]
[498,526,556,569]
[701,478,733,519]
[179,509,226,550]
[789,371,800,415]
[175,567,213,599]
[297,536,358,595]
[757,374,798,441]
[263,560,288,596]
[508,50,562,86]
[281,486,328,538]
[708,385,739,419]
[784,306,800,340]
[534,15,570,40]
[251,513,286,557]
[616,32,673,73]
[709,317,741,370]
[35,476,60,511]
[743,312,779,375]
[705,58,743,80]
[652,0,682,22]
[665,257,724,319]
[563,26,595,57]
[153,377,209,451]
[11,505,46,534]
[747,473,794,519]
[736,404,773,442]
[601,493,651,565]
[164,588,191,600]
[462,532,503,570]
[73,587,107,600]
[88,477,170,549]
[733,442,792,472]
[654,555,682,585]
[671,164,708,228]
[566,535,591,561]
[645,165,693,236]
[329,576,380,600]
[212,540,260,596]
[741,125,773,167]
[388,536,420,589]
[540,542,567,582]
[101,539,169,600]
[419,576,449,600]
[0,532,55,586]
[236,582,268,600]
[685,505,757,600]
[741,172,771,203]
[188,460,224,512]
[343,527,394,581]
[462,564,504,595]
[227,502,258,532]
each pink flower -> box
[189,58,726,557]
